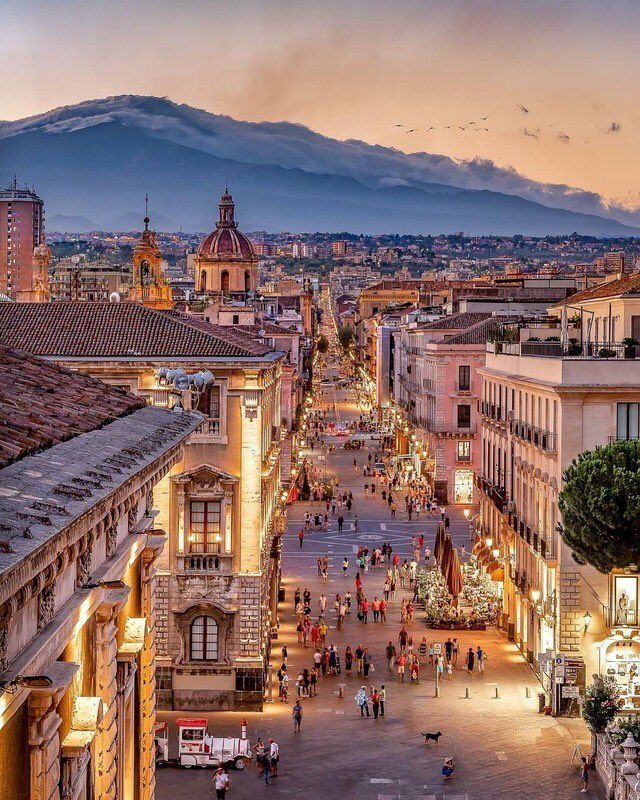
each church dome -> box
[198,191,254,261]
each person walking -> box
[338,515,344,532]
[213,767,230,799]
[379,684,386,716]
[269,739,279,777]
[363,648,373,678]
[319,593,327,616]
[466,647,475,675]
[345,646,353,674]
[442,757,455,782]
[476,646,485,674]
[343,557,349,576]
[355,686,370,717]
[445,638,453,664]
[293,700,303,732]
[398,627,408,652]
[355,644,364,676]
[379,597,387,623]
[396,651,407,682]
[370,687,380,719]
[580,755,590,792]
[452,638,459,666]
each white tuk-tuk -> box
[177,718,251,770]
[154,722,169,766]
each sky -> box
[2,0,640,209]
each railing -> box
[194,418,221,435]
[509,416,557,452]
[499,340,640,360]
[593,732,640,800]
[143,387,175,408]
[475,474,507,513]
[177,553,232,574]
[477,400,504,423]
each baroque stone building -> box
[0,345,201,800]
[0,302,288,710]
[195,190,258,298]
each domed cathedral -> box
[129,207,173,309]
[195,189,258,300]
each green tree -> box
[337,325,353,352]
[316,335,329,354]
[558,440,640,573]
[582,677,621,732]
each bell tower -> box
[130,197,173,309]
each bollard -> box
[494,686,500,699]
[525,686,530,699]
[464,687,470,699]
[337,684,345,699]
[241,719,248,740]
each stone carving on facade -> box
[0,625,8,673]
[146,489,154,514]
[106,524,118,558]
[77,547,92,587]
[128,506,138,532]
[38,585,55,630]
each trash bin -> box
[538,692,546,713]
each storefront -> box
[454,469,474,504]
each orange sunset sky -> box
[2,0,639,208]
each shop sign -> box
[433,643,442,655]
[562,685,580,699]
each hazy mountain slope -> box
[1,113,637,236]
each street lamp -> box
[583,611,592,631]
[464,509,470,520]
[485,536,493,548]
[530,589,540,603]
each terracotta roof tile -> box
[555,273,640,306]
[0,302,274,358]
[0,346,145,467]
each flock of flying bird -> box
[393,103,623,145]
[393,114,490,134]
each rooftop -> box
[0,346,146,468]
[0,405,202,581]
[553,272,640,306]
[0,302,277,360]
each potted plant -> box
[582,676,622,756]
[598,347,617,358]
[622,337,638,359]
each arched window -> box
[221,270,230,294]
[200,270,207,293]
[244,270,251,292]
[190,615,219,660]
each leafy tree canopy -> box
[316,335,329,354]
[558,440,640,573]
[337,325,353,351]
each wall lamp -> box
[583,611,592,631]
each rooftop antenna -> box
[144,193,149,229]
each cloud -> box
[607,121,622,133]
[4,94,640,226]
[557,132,571,144]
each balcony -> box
[509,415,557,452]
[475,473,507,513]
[495,339,640,361]
[177,553,233,574]
[477,399,504,424]
[189,418,227,444]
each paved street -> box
[157,380,599,800]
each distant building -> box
[0,180,46,299]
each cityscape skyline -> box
[3,0,640,211]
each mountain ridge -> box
[1,95,638,236]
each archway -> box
[199,269,207,292]
[221,270,230,294]
[244,270,251,293]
